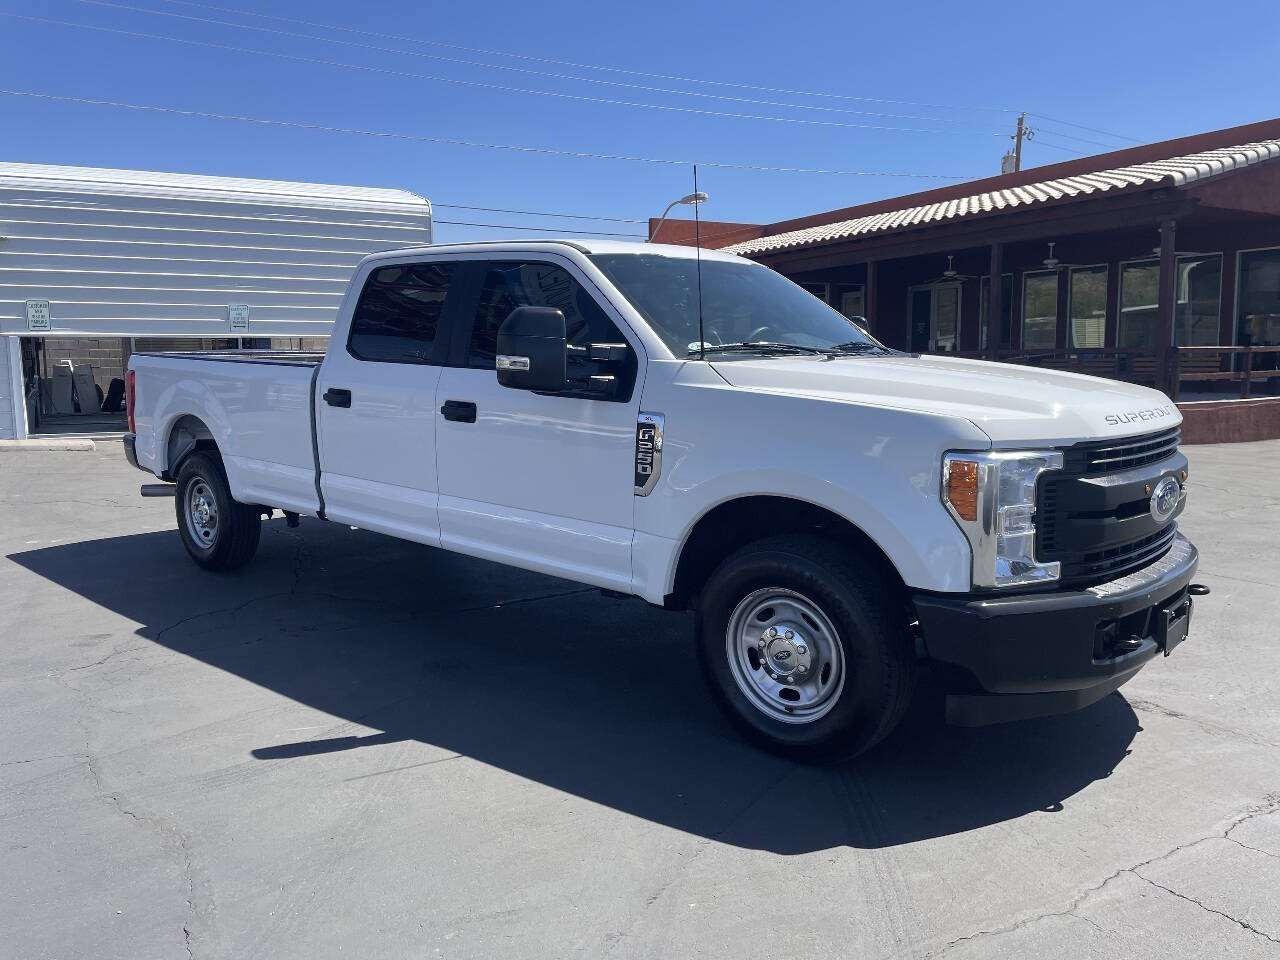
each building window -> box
[1022,271,1059,351]
[979,274,1013,351]
[1238,248,1280,347]
[1068,266,1108,348]
[799,281,829,303]
[835,283,865,321]
[1118,255,1222,348]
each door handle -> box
[323,387,352,408]
[440,399,477,423]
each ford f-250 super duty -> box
[124,240,1207,760]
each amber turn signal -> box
[946,459,979,522]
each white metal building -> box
[0,162,432,439]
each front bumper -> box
[914,534,1200,726]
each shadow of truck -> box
[9,517,1139,854]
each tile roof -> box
[723,139,1280,257]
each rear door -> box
[433,256,644,590]
[316,259,460,544]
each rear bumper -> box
[913,534,1200,726]
[123,432,141,470]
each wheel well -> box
[162,414,218,481]
[668,496,905,610]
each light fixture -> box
[649,192,710,241]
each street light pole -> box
[649,191,709,241]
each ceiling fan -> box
[1039,241,1084,270]
[922,255,980,284]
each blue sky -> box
[2,0,1278,243]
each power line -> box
[150,0,1019,116]
[139,0,1140,147]
[1028,138,1087,156]
[1025,112,1139,144]
[0,88,976,179]
[1034,127,1129,150]
[434,203,645,224]
[3,13,1003,138]
[74,0,993,128]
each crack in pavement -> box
[928,794,1280,956]
[0,753,89,767]
[48,669,211,958]
[1132,871,1280,945]
[1125,696,1280,750]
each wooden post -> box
[1014,114,1025,173]
[865,260,878,337]
[1156,219,1178,395]
[1242,348,1254,400]
[987,242,1003,359]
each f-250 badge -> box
[634,412,665,497]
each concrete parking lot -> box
[2,439,1279,959]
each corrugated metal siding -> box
[725,139,1280,257]
[0,336,17,439]
[0,163,432,337]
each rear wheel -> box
[174,451,261,571]
[696,535,914,762]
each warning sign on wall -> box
[229,304,250,333]
[25,300,51,332]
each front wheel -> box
[174,451,261,571]
[696,535,914,762]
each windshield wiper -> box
[690,341,833,356]
[831,341,892,355]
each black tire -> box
[696,534,914,763]
[174,451,261,571]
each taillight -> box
[126,369,136,434]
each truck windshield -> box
[590,253,887,358]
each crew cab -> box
[124,240,1206,760]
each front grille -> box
[1060,525,1178,583]
[1037,427,1184,587]
[1063,426,1180,475]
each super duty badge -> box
[1104,404,1175,426]
[635,412,665,496]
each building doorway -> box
[907,283,962,353]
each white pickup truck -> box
[125,240,1206,760]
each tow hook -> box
[1188,583,1211,596]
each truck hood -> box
[710,353,1180,445]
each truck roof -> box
[374,238,749,263]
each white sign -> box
[228,304,250,333]
[25,300,51,332]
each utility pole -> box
[1002,112,1034,174]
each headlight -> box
[942,450,1063,588]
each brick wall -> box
[38,336,129,410]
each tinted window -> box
[349,262,455,364]
[468,261,624,369]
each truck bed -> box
[130,351,322,516]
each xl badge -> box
[1150,476,1181,523]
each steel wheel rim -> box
[184,477,219,551]
[725,587,846,725]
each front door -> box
[316,259,459,544]
[908,283,962,353]
[434,257,643,591]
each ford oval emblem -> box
[773,649,792,662]
[1150,477,1181,523]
